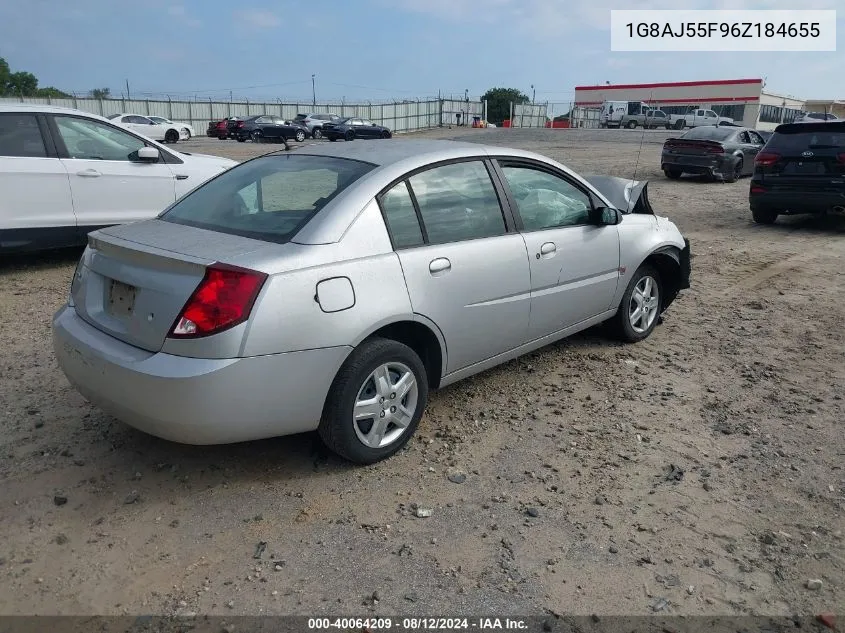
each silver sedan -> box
[53,140,691,463]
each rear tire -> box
[609,265,663,343]
[312,127,322,139]
[165,129,179,144]
[345,130,354,141]
[751,207,778,225]
[664,169,682,179]
[627,120,637,129]
[381,130,391,139]
[318,338,428,464]
[674,119,685,130]
[724,158,742,183]
[295,129,306,142]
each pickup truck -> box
[668,108,734,130]
[620,109,670,129]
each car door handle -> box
[538,242,556,258]
[429,258,451,275]
[77,169,101,178]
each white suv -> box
[0,104,236,253]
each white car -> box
[0,104,237,253]
[148,116,195,139]
[107,113,191,143]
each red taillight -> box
[170,264,267,338]
[755,152,780,166]
[706,145,725,154]
[750,185,766,194]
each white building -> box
[572,78,816,131]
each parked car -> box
[668,107,734,130]
[206,117,241,140]
[621,109,669,130]
[661,125,767,182]
[52,139,691,464]
[148,116,195,139]
[757,130,773,143]
[322,117,392,141]
[106,113,188,143]
[293,113,341,139]
[749,120,845,224]
[234,115,309,143]
[0,104,236,253]
[793,111,840,124]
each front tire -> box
[609,265,662,343]
[182,128,191,140]
[664,169,682,179]
[674,119,685,130]
[165,129,179,144]
[319,338,428,464]
[345,130,355,141]
[381,130,391,139]
[751,207,778,225]
[312,127,322,139]
[627,120,637,129]
[295,129,306,143]
[724,158,742,183]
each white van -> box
[599,101,628,128]
[0,104,237,253]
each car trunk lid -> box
[663,138,725,156]
[755,122,845,190]
[72,220,272,353]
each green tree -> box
[481,87,529,125]
[89,87,111,99]
[36,86,72,98]
[0,58,10,95]
[7,71,38,96]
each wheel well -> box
[367,321,443,388]
[643,250,683,310]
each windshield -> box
[681,126,735,141]
[160,154,376,243]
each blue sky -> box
[0,0,841,104]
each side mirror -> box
[133,146,160,162]
[590,206,622,226]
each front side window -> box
[0,113,47,158]
[380,181,424,248]
[54,116,146,161]
[162,154,375,243]
[408,160,505,244]
[500,164,591,230]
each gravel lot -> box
[1,127,843,619]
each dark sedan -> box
[322,117,392,141]
[661,125,768,182]
[234,115,309,143]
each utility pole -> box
[311,74,316,108]
[125,79,130,100]
[531,84,535,104]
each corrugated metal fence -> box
[0,96,485,134]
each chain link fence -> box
[0,95,485,135]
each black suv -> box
[749,121,845,224]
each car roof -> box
[292,138,513,167]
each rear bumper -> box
[750,189,845,214]
[662,155,735,176]
[52,305,351,445]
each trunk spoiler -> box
[582,175,654,215]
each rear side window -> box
[161,154,375,244]
[0,114,47,157]
[380,181,424,248]
[408,161,506,244]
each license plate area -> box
[785,161,826,175]
[107,279,136,316]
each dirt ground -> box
[0,127,843,620]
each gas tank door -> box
[316,276,356,313]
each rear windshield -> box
[681,126,735,141]
[160,154,375,243]
[767,126,845,151]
